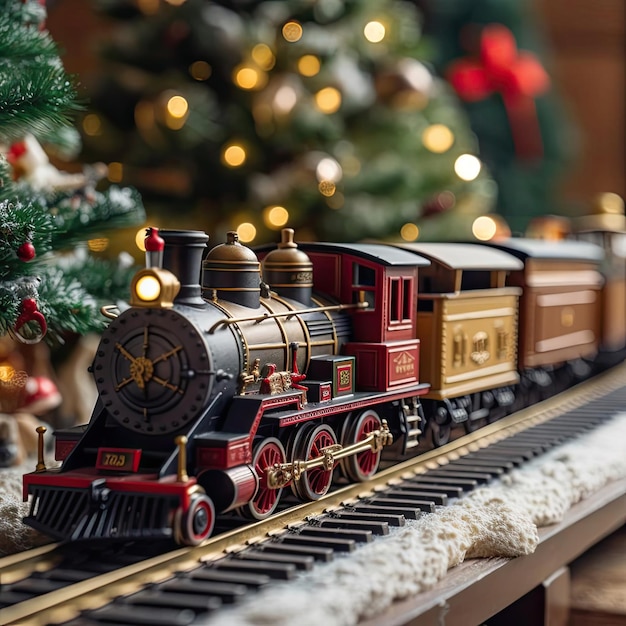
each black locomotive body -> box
[22,226,624,546]
[23,229,431,545]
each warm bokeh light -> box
[136,228,148,252]
[454,154,482,181]
[234,66,262,90]
[136,275,161,301]
[263,205,290,229]
[0,365,16,381]
[252,44,275,70]
[189,61,212,81]
[472,216,498,241]
[237,222,257,242]
[314,87,342,114]
[274,86,298,113]
[87,238,109,252]
[316,157,342,182]
[222,144,247,167]
[107,162,123,183]
[298,55,320,77]
[595,191,625,214]
[318,180,336,197]
[282,21,303,42]
[82,113,102,136]
[364,21,386,43]
[167,95,188,118]
[422,124,455,153]
[400,223,420,241]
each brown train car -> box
[393,243,523,443]
[571,203,626,355]
[484,239,605,376]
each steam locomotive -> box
[22,221,625,546]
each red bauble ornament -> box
[17,242,36,262]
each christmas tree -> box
[80,0,496,245]
[0,0,146,344]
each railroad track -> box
[1,362,625,626]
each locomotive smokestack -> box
[160,230,209,306]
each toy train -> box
[22,217,626,546]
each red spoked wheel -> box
[241,437,286,520]
[175,491,215,546]
[291,423,337,501]
[341,410,383,482]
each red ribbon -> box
[447,24,550,160]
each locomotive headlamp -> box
[136,275,161,301]
[130,268,180,308]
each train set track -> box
[1,362,625,626]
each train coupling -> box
[266,420,393,489]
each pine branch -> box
[0,67,78,143]
[0,199,55,280]
[45,185,146,250]
[0,20,59,61]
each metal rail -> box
[1,361,624,626]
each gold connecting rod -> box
[266,420,393,489]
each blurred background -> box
[44,0,624,248]
[0,0,623,435]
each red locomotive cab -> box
[297,241,431,392]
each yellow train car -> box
[394,243,523,445]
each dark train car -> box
[484,239,605,390]
[391,243,523,445]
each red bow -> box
[447,24,550,160]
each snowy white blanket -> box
[199,413,626,626]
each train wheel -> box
[342,410,383,482]
[429,407,451,447]
[241,437,285,520]
[174,491,215,546]
[430,422,451,447]
[292,423,337,501]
